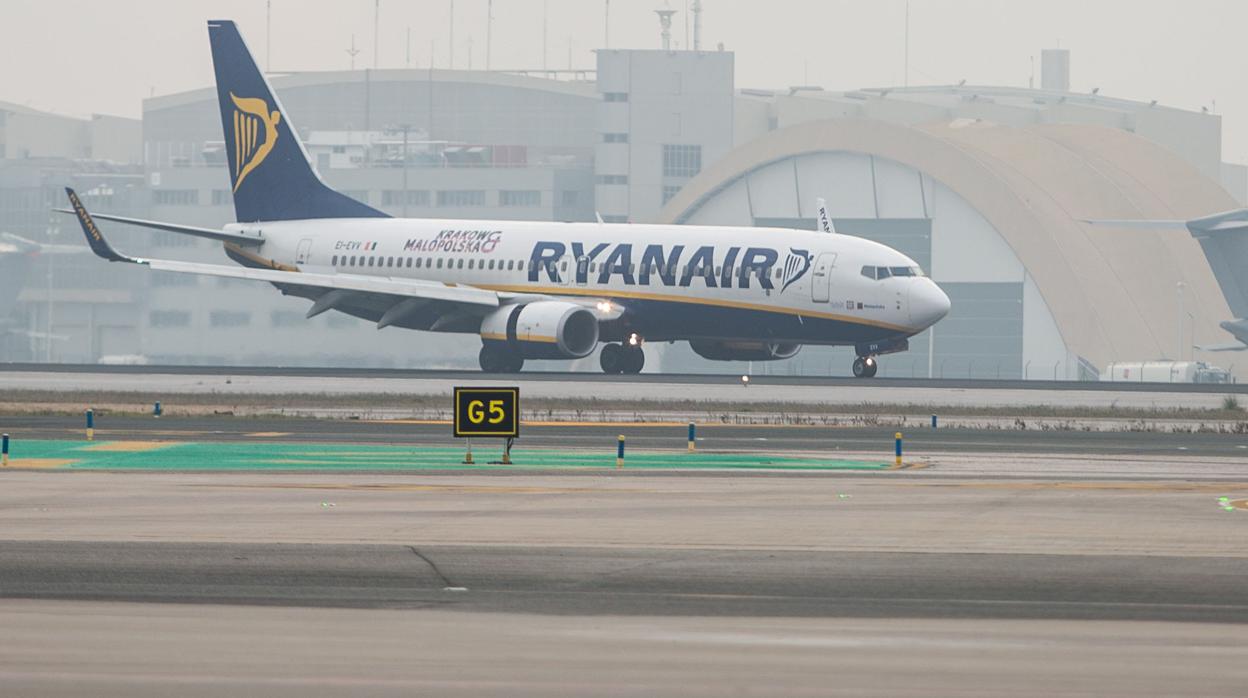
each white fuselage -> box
[226,217,950,346]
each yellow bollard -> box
[463,442,474,465]
[894,432,903,468]
[616,435,625,469]
[86,409,94,442]
[687,422,696,452]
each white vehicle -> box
[63,20,950,376]
[1101,360,1231,384]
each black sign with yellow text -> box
[453,387,519,438]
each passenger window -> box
[331,255,338,266]
[457,259,464,269]
[367,257,374,267]
[415,258,421,268]
[436,258,443,269]
[506,260,514,271]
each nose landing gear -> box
[852,355,878,378]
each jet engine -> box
[479,302,600,359]
[688,340,802,362]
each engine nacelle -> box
[688,340,802,362]
[480,301,599,359]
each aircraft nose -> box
[910,279,951,328]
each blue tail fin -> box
[207,20,387,222]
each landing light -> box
[596,301,613,313]
[741,375,750,387]
[865,357,877,368]
[628,332,641,346]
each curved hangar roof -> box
[659,117,1238,375]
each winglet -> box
[64,188,138,263]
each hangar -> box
[658,86,1242,380]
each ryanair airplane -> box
[64,20,950,376]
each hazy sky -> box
[3,0,1247,161]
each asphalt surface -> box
[5,361,1246,393]
[3,541,1247,623]
[2,413,1246,458]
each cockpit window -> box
[862,265,925,280]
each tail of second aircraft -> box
[207,20,387,223]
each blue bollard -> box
[616,435,625,469]
[154,401,162,418]
[687,422,696,452]
[931,414,937,429]
[2,433,9,467]
[86,409,94,442]
[894,432,903,468]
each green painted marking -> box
[1,440,890,472]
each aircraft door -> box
[574,255,590,286]
[811,252,836,303]
[295,238,313,265]
[557,255,573,286]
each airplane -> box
[1084,209,1248,351]
[61,20,950,377]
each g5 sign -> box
[453,387,519,438]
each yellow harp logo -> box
[229,92,281,192]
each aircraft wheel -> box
[621,345,645,374]
[481,343,524,373]
[853,356,879,378]
[600,343,624,374]
[479,344,506,372]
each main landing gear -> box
[479,343,524,373]
[852,355,879,378]
[600,342,645,374]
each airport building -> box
[1,43,1245,378]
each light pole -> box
[1177,281,1186,361]
[45,212,59,362]
[399,124,411,217]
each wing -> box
[1195,341,1248,352]
[63,188,620,331]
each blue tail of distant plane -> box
[207,20,387,222]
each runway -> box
[3,365,1245,411]
[2,407,1247,694]
[1,468,1248,695]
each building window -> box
[209,310,250,327]
[153,189,199,206]
[602,133,629,143]
[596,174,628,185]
[437,190,486,207]
[561,190,580,206]
[149,310,191,328]
[603,92,629,102]
[662,144,702,178]
[382,190,430,206]
[270,311,302,327]
[500,190,541,207]
[211,190,231,206]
